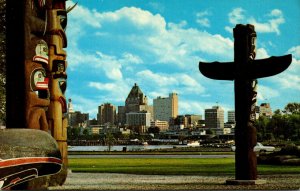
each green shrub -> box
[279,145,300,157]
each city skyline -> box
[65,0,300,119]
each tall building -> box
[185,114,202,128]
[67,98,89,127]
[97,103,116,125]
[117,106,126,126]
[126,111,151,133]
[69,111,89,128]
[205,106,224,128]
[259,103,273,117]
[150,120,169,131]
[67,98,74,113]
[153,93,178,122]
[125,83,148,112]
[118,83,153,125]
[227,110,235,123]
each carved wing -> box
[199,61,235,80]
[247,54,292,79]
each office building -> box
[150,120,169,131]
[97,103,116,125]
[126,111,151,133]
[118,83,153,125]
[153,93,178,122]
[67,98,89,128]
[205,106,224,128]
[259,103,273,117]
[185,114,202,128]
[227,111,235,123]
[68,111,89,128]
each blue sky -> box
[65,0,300,120]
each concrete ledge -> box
[226,179,267,185]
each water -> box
[68,145,188,152]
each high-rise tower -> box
[97,103,116,125]
[118,83,153,125]
[205,106,224,128]
[153,93,178,122]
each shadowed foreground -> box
[49,172,300,190]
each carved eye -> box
[59,80,67,94]
[30,68,48,91]
[57,10,67,30]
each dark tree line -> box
[255,103,300,142]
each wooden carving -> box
[45,0,69,185]
[199,24,292,181]
[23,0,69,187]
[24,0,50,131]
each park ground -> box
[49,172,300,190]
[49,157,300,190]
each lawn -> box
[69,158,300,175]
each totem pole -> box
[199,24,292,183]
[24,0,50,132]
[3,0,73,189]
[45,0,69,184]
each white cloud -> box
[256,48,270,59]
[136,70,205,95]
[136,70,178,87]
[88,82,116,91]
[93,7,166,35]
[67,49,144,81]
[179,100,233,119]
[95,52,123,80]
[276,73,300,91]
[228,8,245,24]
[265,55,300,92]
[67,4,234,73]
[196,10,211,27]
[88,81,131,103]
[120,52,143,65]
[66,1,101,28]
[226,8,285,35]
[288,46,300,59]
[197,18,210,27]
[70,94,99,118]
[257,85,280,101]
[69,4,294,118]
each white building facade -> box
[153,93,178,122]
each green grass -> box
[68,151,234,155]
[68,158,300,175]
[69,158,234,175]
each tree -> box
[148,126,160,134]
[105,132,116,152]
[82,128,91,140]
[255,116,270,140]
[67,127,80,140]
[273,109,282,115]
[285,103,300,114]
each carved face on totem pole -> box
[24,0,50,131]
[23,0,71,186]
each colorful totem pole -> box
[24,0,50,132]
[199,24,292,184]
[3,0,74,189]
[45,0,69,184]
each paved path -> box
[49,173,300,190]
[68,154,234,159]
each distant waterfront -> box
[68,145,189,152]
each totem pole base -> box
[226,179,266,185]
